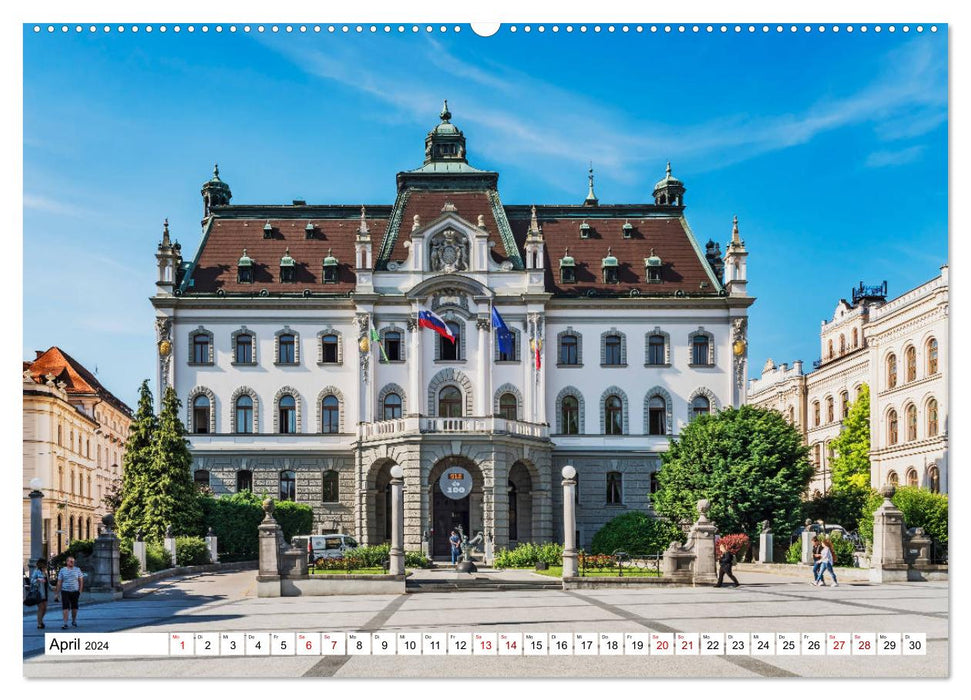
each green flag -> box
[370,327,389,362]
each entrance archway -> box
[508,461,534,544]
[428,457,482,559]
[366,459,397,545]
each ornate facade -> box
[152,105,753,554]
[748,268,948,496]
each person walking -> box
[816,537,839,587]
[810,535,824,585]
[29,558,49,629]
[53,555,84,629]
[714,543,740,588]
[449,530,462,565]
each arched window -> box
[561,396,580,435]
[559,333,579,365]
[235,333,254,364]
[605,395,624,435]
[813,401,820,427]
[193,395,211,434]
[906,404,917,441]
[320,334,339,364]
[826,396,834,423]
[929,466,940,493]
[852,328,859,348]
[383,393,402,420]
[440,321,461,361]
[438,386,463,418]
[888,471,899,487]
[235,395,253,434]
[647,395,666,435]
[508,480,518,541]
[906,468,918,488]
[841,391,850,419]
[322,470,339,503]
[887,353,897,389]
[927,398,939,436]
[888,409,899,445]
[647,334,666,365]
[692,335,711,366]
[499,393,518,420]
[604,334,623,366]
[813,444,821,468]
[278,333,296,364]
[828,339,834,359]
[927,338,938,374]
[839,334,846,354]
[905,346,917,382]
[691,395,710,420]
[236,469,253,493]
[321,395,340,434]
[194,469,210,488]
[279,395,297,434]
[606,471,623,504]
[279,470,296,501]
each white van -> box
[295,534,358,563]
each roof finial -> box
[161,218,171,246]
[585,162,598,204]
[213,163,220,180]
[666,161,672,177]
[359,205,369,235]
[440,99,451,123]
[732,215,740,244]
[529,204,540,234]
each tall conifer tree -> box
[115,380,158,541]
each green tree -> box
[859,486,948,550]
[821,385,872,530]
[140,386,202,541]
[115,380,158,541]
[652,405,813,544]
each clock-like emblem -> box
[159,340,172,357]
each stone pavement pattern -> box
[23,569,948,678]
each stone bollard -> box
[870,486,908,583]
[133,529,147,576]
[561,466,578,578]
[800,519,815,565]
[89,514,121,592]
[163,525,177,568]
[689,499,718,585]
[205,527,219,564]
[257,499,283,597]
[388,466,405,576]
[758,520,774,564]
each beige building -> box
[748,267,948,497]
[22,347,132,562]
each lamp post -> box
[28,478,44,563]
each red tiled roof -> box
[188,217,385,294]
[26,347,132,415]
[506,211,720,296]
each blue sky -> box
[23,25,947,408]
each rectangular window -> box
[560,335,578,365]
[321,335,339,364]
[384,332,402,361]
[192,336,209,364]
[692,336,710,365]
[604,335,622,365]
[278,335,296,364]
[606,472,622,505]
[235,335,253,363]
[648,336,665,365]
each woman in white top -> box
[815,537,839,587]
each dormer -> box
[280,248,296,283]
[322,249,339,283]
[602,247,619,284]
[560,247,576,284]
[263,220,273,239]
[237,249,254,284]
[305,221,316,239]
[645,248,663,283]
[579,220,591,239]
[622,220,633,239]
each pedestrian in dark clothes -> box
[714,543,740,587]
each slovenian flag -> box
[418,307,455,343]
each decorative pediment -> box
[429,228,470,273]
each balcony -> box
[359,416,549,441]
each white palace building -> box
[151,104,753,556]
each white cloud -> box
[23,193,92,218]
[865,146,926,168]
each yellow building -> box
[23,347,132,562]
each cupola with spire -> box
[653,162,685,206]
[155,218,180,294]
[423,99,468,165]
[583,164,599,206]
[201,163,232,218]
[723,215,748,297]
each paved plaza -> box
[22,568,948,678]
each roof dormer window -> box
[579,220,590,239]
[305,221,316,239]
[560,247,576,284]
[622,221,633,239]
[263,220,273,239]
[237,249,254,284]
[322,249,339,283]
[602,247,619,284]
[280,248,296,283]
[645,248,663,283]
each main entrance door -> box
[432,484,470,558]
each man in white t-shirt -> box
[54,556,85,629]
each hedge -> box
[198,491,314,559]
[858,487,948,551]
[494,542,563,568]
[175,536,210,566]
[590,511,683,556]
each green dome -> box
[323,248,339,266]
[280,248,295,267]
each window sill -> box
[495,360,521,365]
[555,363,583,368]
[274,362,301,367]
[644,363,672,368]
[317,362,343,367]
[231,361,257,367]
[601,363,628,368]
[187,362,214,367]
[687,363,716,369]
[433,360,467,364]
[378,360,406,364]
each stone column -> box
[689,499,718,584]
[389,465,405,575]
[758,520,774,564]
[88,514,121,592]
[870,486,909,583]
[561,466,578,578]
[205,527,219,564]
[408,315,422,416]
[132,530,147,576]
[29,489,44,564]
[800,519,814,565]
[257,499,283,597]
[163,525,177,568]
[476,316,491,417]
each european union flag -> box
[492,307,514,358]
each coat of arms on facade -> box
[429,229,469,273]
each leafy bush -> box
[859,487,949,551]
[274,500,315,543]
[145,542,172,572]
[716,534,750,561]
[405,550,432,568]
[175,536,210,566]
[591,511,683,556]
[197,491,314,560]
[824,532,856,568]
[494,542,563,568]
[802,489,870,532]
[50,539,95,570]
[579,553,616,572]
[314,555,366,571]
[785,540,802,564]
[351,544,391,568]
[119,540,141,580]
